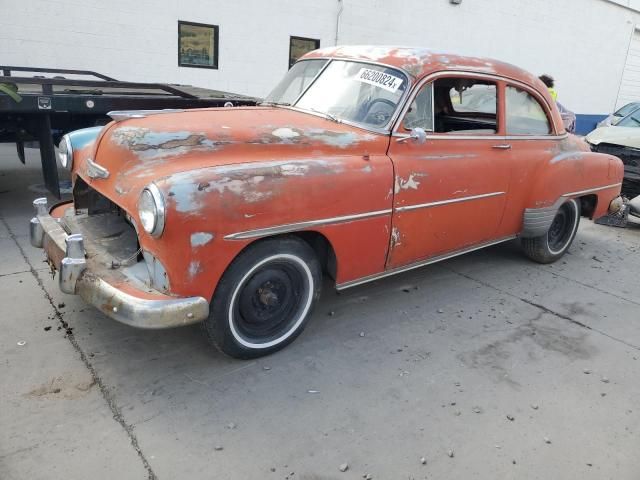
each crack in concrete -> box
[447,266,640,352]
[0,216,157,480]
[537,267,640,308]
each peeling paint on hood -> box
[78,106,387,214]
[110,127,221,160]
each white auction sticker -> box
[355,68,403,93]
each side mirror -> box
[396,127,427,145]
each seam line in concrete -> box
[0,214,158,480]
[448,266,640,352]
[536,267,640,308]
[0,269,31,278]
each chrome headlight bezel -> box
[58,134,73,170]
[137,184,166,237]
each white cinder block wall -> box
[1,0,640,128]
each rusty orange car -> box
[30,46,624,358]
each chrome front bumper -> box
[29,197,209,329]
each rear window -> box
[617,109,640,128]
[505,86,551,135]
[449,83,496,115]
[615,102,640,118]
[432,78,498,134]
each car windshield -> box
[615,102,640,117]
[264,59,408,129]
[617,109,640,127]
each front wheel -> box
[203,236,322,359]
[521,199,580,264]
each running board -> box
[335,235,517,290]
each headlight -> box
[58,134,73,169]
[137,184,165,237]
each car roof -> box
[303,45,541,85]
[615,102,640,114]
[300,45,564,134]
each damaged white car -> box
[597,102,640,128]
[587,111,640,198]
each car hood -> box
[585,126,640,149]
[76,106,386,213]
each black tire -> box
[522,199,580,264]
[203,236,322,359]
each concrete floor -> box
[1,147,639,480]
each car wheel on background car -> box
[521,199,580,264]
[203,236,322,359]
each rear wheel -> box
[203,237,321,359]
[522,199,580,264]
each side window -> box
[449,83,497,115]
[403,83,433,131]
[506,86,551,135]
[433,78,498,134]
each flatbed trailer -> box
[0,66,259,197]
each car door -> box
[495,82,560,237]
[386,74,512,269]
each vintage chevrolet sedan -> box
[30,46,624,358]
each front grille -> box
[72,177,123,215]
[70,178,141,261]
[591,143,640,169]
[591,143,640,198]
[69,179,169,291]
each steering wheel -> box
[362,98,397,126]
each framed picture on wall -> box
[289,36,320,68]
[178,21,219,69]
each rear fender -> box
[521,146,623,237]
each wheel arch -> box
[578,194,598,219]
[288,231,338,281]
[212,230,338,301]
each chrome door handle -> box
[492,144,512,150]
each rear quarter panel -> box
[498,135,623,237]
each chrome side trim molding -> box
[505,133,569,141]
[224,209,393,240]
[396,191,505,212]
[336,235,517,290]
[391,133,569,141]
[562,183,622,198]
[391,130,569,142]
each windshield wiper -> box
[310,108,339,123]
